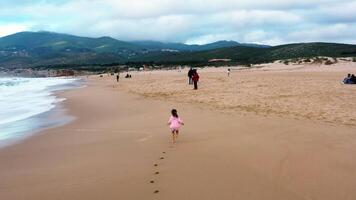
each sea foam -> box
[0,77,78,144]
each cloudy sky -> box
[1,0,356,45]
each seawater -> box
[0,77,80,147]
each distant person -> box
[192,70,199,90]
[351,74,356,84]
[116,74,120,82]
[167,109,184,144]
[343,74,356,84]
[344,74,351,84]
[342,74,351,84]
[188,68,194,85]
[125,73,132,78]
[227,68,231,77]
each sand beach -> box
[1,61,356,200]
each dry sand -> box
[1,61,356,200]
[120,61,356,126]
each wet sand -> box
[1,62,356,200]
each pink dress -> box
[168,116,183,131]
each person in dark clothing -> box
[344,74,356,84]
[343,74,351,84]
[192,70,199,90]
[351,74,356,84]
[116,74,119,82]
[188,68,194,85]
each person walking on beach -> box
[188,67,194,85]
[116,74,119,82]
[192,70,199,90]
[167,109,184,144]
[227,68,231,77]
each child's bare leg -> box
[175,130,179,139]
[172,132,176,144]
[174,131,179,143]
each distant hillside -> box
[0,31,140,68]
[0,31,140,52]
[136,42,356,64]
[0,31,258,54]
[131,40,269,51]
[0,31,356,69]
[0,31,250,68]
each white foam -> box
[0,77,77,135]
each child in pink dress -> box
[167,109,184,144]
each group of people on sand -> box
[343,74,356,84]
[125,73,132,78]
[115,73,132,82]
[187,68,200,90]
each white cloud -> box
[288,23,356,42]
[0,23,31,37]
[185,33,242,45]
[0,0,356,45]
[316,1,356,23]
[210,10,302,28]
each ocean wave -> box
[0,77,77,126]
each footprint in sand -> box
[150,150,168,195]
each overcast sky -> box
[1,0,356,45]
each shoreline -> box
[0,77,84,148]
[0,101,74,149]
[1,68,356,200]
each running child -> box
[167,109,184,144]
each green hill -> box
[138,42,356,64]
[131,40,269,51]
[1,31,356,69]
[0,31,140,53]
